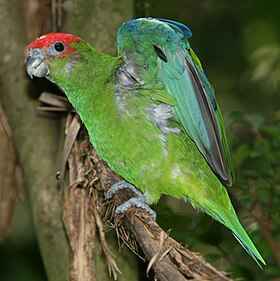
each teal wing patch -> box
[117,18,234,187]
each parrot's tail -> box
[216,207,266,267]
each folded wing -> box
[117,18,234,187]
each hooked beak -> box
[26,48,49,79]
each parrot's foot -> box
[106,180,143,199]
[106,180,157,220]
[115,197,157,219]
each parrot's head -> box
[26,33,81,79]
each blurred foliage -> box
[1,1,280,280]
[227,111,280,280]
[249,45,280,92]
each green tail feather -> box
[217,208,266,267]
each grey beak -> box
[26,48,49,79]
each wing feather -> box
[117,18,234,187]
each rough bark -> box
[59,114,137,281]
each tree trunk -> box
[0,1,135,281]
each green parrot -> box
[26,18,265,266]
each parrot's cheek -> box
[26,49,50,79]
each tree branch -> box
[99,159,234,281]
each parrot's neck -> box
[48,45,122,152]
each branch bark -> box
[115,210,233,280]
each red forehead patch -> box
[29,33,81,50]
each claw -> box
[106,180,157,220]
[106,180,143,199]
[116,197,157,220]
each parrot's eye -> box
[54,42,65,52]
[48,41,67,56]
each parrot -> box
[26,18,265,266]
